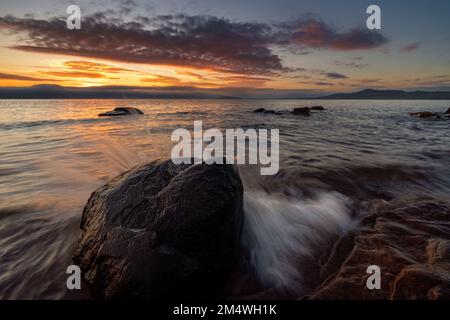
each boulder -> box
[293,107,311,116]
[311,106,326,111]
[72,160,244,299]
[445,107,450,114]
[99,107,144,117]
[307,200,450,300]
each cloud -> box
[63,61,135,73]
[36,61,137,80]
[334,60,368,68]
[41,70,119,79]
[0,13,389,76]
[117,0,137,16]
[323,72,348,79]
[298,80,333,86]
[283,18,387,51]
[0,72,58,82]
[358,78,381,84]
[401,42,421,52]
[0,14,284,75]
[141,75,188,86]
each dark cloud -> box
[298,80,333,86]
[401,42,420,52]
[283,18,387,51]
[358,78,381,84]
[323,72,348,79]
[0,14,388,76]
[334,60,368,68]
[0,14,283,75]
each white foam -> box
[242,190,354,292]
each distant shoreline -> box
[0,88,450,100]
[1,97,450,100]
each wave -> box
[0,208,79,299]
[242,190,354,294]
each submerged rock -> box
[73,160,244,299]
[263,110,282,115]
[99,107,144,117]
[311,106,326,111]
[293,107,311,116]
[409,111,440,119]
[308,200,450,300]
[253,108,282,115]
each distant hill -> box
[0,85,219,99]
[321,89,450,100]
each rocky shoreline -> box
[308,200,450,299]
[71,160,450,300]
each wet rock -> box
[311,106,326,111]
[264,110,282,115]
[293,107,311,116]
[73,160,244,300]
[409,112,439,119]
[99,107,144,117]
[445,107,450,114]
[253,108,266,113]
[308,200,450,300]
[253,108,282,115]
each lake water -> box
[0,99,449,299]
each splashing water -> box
[242,190,354,292]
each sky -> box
[0,0,449,97]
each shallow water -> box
[0,99,449,299]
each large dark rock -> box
[307,200,450,300]
[73,160,244,300]
[99,107,144,117]
[293,107,311,116]
[311,106,326,111]
[445,107,450,114]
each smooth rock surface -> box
[73,160,244,300]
